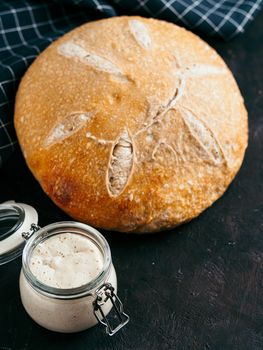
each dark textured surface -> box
[0,12,263,350]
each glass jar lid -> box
[0,201,38,265]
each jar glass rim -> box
[22,221,112,299]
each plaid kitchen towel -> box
[0,0,262,166]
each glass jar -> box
[0,201,129,335]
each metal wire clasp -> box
[93,283,129,336]
[22,223,40,240]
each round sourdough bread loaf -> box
[15,16,248,233]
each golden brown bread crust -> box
[14,16,248,233]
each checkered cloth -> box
[0,0,262,166]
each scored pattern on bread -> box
[58,41,87,59]
[45,112,92,147]
[86,131,113,145]
[135,78,186,138]
[107,129,134,196]
[183,64,227,77]
[180,108,225,165]
[55,32,229,189]
[129,19,152,49]
[54,28,228,172]
[58,41,128,81]
[159,78,186,112]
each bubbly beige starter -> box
[29,233,103,288]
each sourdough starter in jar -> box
[20,232,117,333]
[29,233,103,288]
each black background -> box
[0,11,262,350]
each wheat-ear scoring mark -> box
[107,129,134,196]
[45,112,92,147]
[129,20,152,50]
[180,108,225,165]
[58,41,128,81]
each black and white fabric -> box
[0,0,262,166]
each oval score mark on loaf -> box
[45,112,91,147]
[107,129,134,197]
[129,19,152,50]
[181,108,225,165]
[58,41,128,82]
